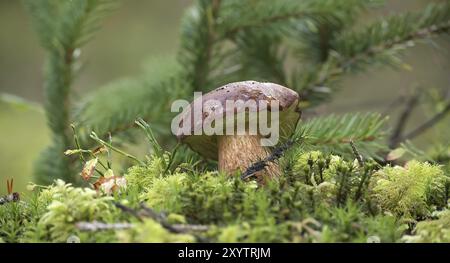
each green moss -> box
[2,151,449,243]
[214,222,291,243]
[369,161,448,220]
[145,172,189,212]
[125,154,169,190]
[0,202,28,243]
[23,180,118,242]
[403,208,450,242]
[314,202,405,243]
[143,171,260,223]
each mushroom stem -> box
[218,133,280,180]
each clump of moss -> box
[369,161,448,220]
[117,151,406,242]
[403,207,450,242]
[23,180,118,242]
[125,154,169,190]
[0,187,51,243]
[0,202,28,243]
[290,150,377,208]
[142,171,260,223]
[314,202,406,243]
[292,151,334,184]
[1,150,448,243]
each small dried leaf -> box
[92,146,107,155]
[93,176,106,191]
[81,158,98,181]
[93,175,127,195]
[100,178,116,194]
[386,148,406,161]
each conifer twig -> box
[114,203,143,222]
[241,138,297,180]
[139,204,209,236]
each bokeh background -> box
[0,0,449,194]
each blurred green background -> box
[0,0,449,195]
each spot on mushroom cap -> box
[175,80,301,159]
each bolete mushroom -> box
[175,80,300,181]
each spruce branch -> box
[334,3,450,70]
[219,0,377,39]
[298,2,450,106]
[24,0,118,183]
[241,138,298,180]
[74,61,187,144]
[26,0,119,140]
[232,30,287,85]
[296,112,388,158]
[177,0,222,91]
[177,0,375,92]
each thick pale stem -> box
[218,134,280,181]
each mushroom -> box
[175,81,301,181]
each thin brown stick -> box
[381,95,406,117]
[399,101,450,142]
[389,91,420,148]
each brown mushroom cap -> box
[175,80,301,159]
